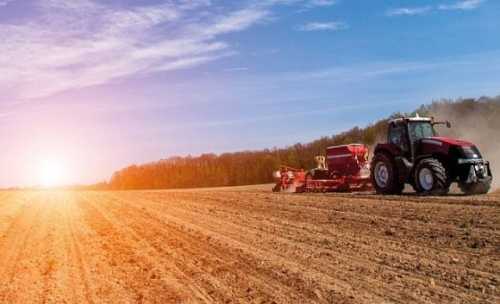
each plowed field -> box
[0,188,498,303]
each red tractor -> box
[371,115,493,195]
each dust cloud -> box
[429,102,499,190]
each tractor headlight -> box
[458,158,476,164]
[458,158,486,165]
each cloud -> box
[0,0,268,99]
[305,0,337,7]
[203,8,269,36]
[281,61,451,83]
[387,0,485,16]
[298,21,348,31]
[386,6,432,16]
[438,0,485,10]
[1,0,343,100]
[259,0,337,8]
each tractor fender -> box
[414,153,455,183]
[414,154,433,165]
[414,153,451,172]
[373,144,401,160]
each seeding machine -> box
[273,144,372,193]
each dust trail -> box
[427,100,499,190]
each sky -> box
[0,0,499,187]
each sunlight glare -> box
[37,158,69,188]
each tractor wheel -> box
[459,180,491,195]
[371,153,404,195]
[413,158,450,196]
[272,184,281,192]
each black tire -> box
[272,184,281,192]
[413,158,450,196]
[371,153,404,195]
[459,180,491,195]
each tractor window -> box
[390,128,403,146]
[389,126,404,145]
[409,122,436,141]
[389,124,409,152]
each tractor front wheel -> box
[371,153,404,195]
[414,158,449,196]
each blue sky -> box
[0,0,499,186]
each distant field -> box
[0,189,498,303]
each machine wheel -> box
[304,173,313,192]
[413,158,449,196]
[272,184,281,192]
[459,180,491,195]
[371,153,404,195]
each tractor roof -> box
[389,115,432,124]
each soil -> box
[0,187,498,303]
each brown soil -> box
[0,188,498,303]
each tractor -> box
[371,115,492,195]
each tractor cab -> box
[387,116,439,160]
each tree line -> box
[102,96,500,190]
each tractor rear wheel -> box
[459,180,491,195]
[413,158,449,195]
[371,153,404,195]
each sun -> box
[37,158,69,188]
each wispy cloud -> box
[0,0,269,99]
[387,0,485,17]
[282,62,451,83]
[386,6,432,16]
[305,0,337,7]
[1,0,340,100]
[298,21,348,31]
[261,0,337,7]
[439,0,485,11]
